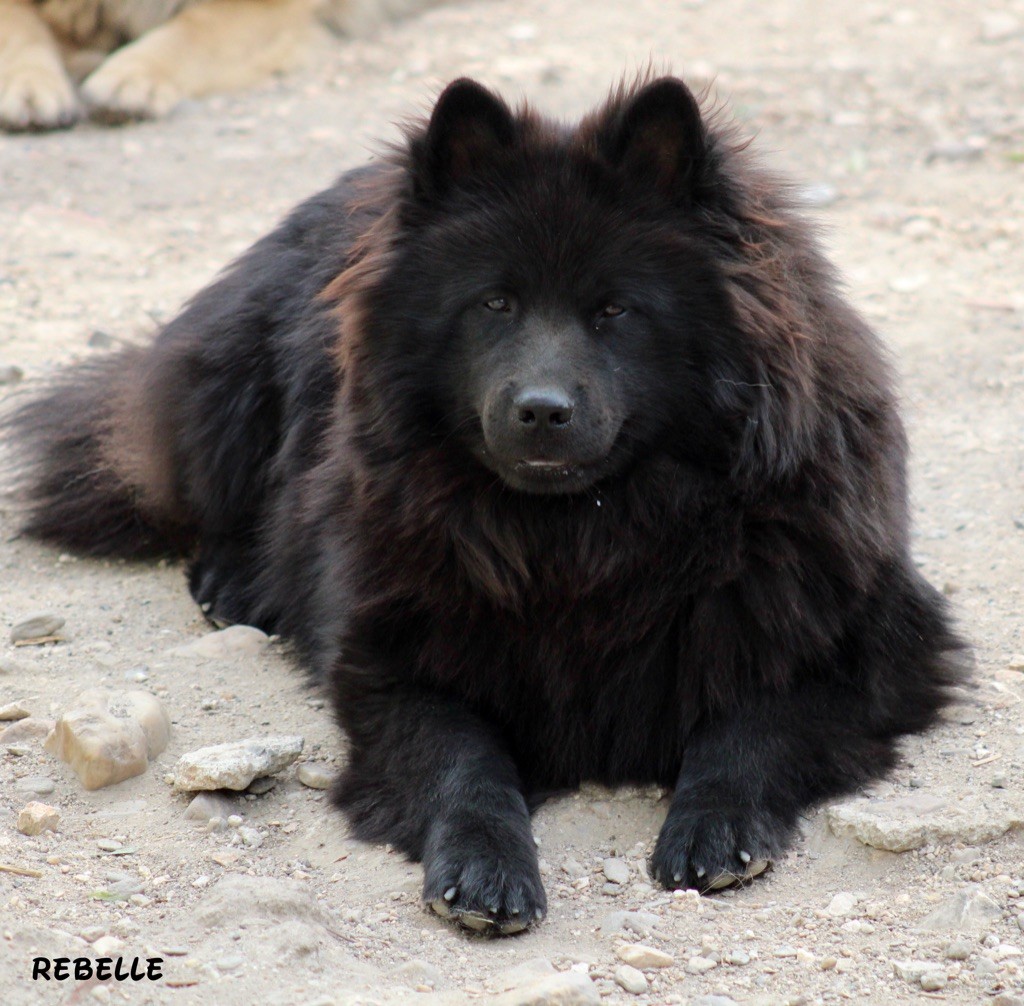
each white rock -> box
[173,735,303,791]
[0,701,31,721]
[616,943,674,968]
[44,690,170,790]
[686,955,718,974]
[10,613,65,643]
[893,960,940,983]
[196,875,328,927]
[917,886,1004,932]
[16,801,60,835]
[602,857,630,885]
[168,625,269,660]
[91,935,123,957]
[921,971,948,991]
[297,762,332,790]
[490,971,600,1006]
[15,776,55,795]
[980,13,1020,42]
[599,911,660,937]
[613,964,647,994]
[488,958,558,993]
[827,793,1024,851]
[391,959,440,987]
[183,792,237,822]
[826,891,858,916]
[1,718,54,745]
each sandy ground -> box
[2,1,1024,1004]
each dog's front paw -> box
[0,50,81,131]
[82,51,183,122]
[650,803,790,893]
[423,817,546,936]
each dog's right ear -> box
[413,78,516,199]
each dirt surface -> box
[2,1,1024,1004]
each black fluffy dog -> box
[7,76,963,934]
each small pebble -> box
[921,972,948,992]
[616,944,674,969]
[297,762,332,790]
[17,802,60,835]
[0,701,31,721]
[686,956,718,975]
[946,939,973,960]
[613,964,647,994]
[238,826,263,848]
[602,857,630,885]
[97,839,122,852]
[216,955,244,972]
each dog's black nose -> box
[514,387,574,429]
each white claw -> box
[444,886,457,901]
[695,867,706,878]
[535,907,544,919]
[673,873,682,882]
[739,849,752,864]
[431,898,452,919]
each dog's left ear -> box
[414,78,516,198]
[600,77,707,200]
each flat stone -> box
[183,792,238,822]
[827,793,1024,852]
[917,886,1004,933]
[613,964,647,994]
[92,935,123,957]
[17,801,60,835]
[893,959,942,983]
[491,971,600,1006]
[168,625,269,661]
[602,857,630,885]
[297,762,332,790]
[826,892,858,916]
[10,613,65,644]
[616,944,674,969]
[921,972,948,991]
[0,718,55,745]
[14,776,55,795]
[488,958,558,993]
[45,689,170,790]
[195,875,328,928]
[0,701,31,721]
[173,736,303,791]
[391,959,440,987]
[945,939,974,960]
[599,911,660,937]
[980,12,1020,42]
[686,955,719,974]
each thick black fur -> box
[4,76,964,934]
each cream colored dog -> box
[0,0,441,129]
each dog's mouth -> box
[500,456,607,494]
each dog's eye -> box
[600,303,626,318]
[484,297,511,312]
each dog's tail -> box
[2,348,191,558]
